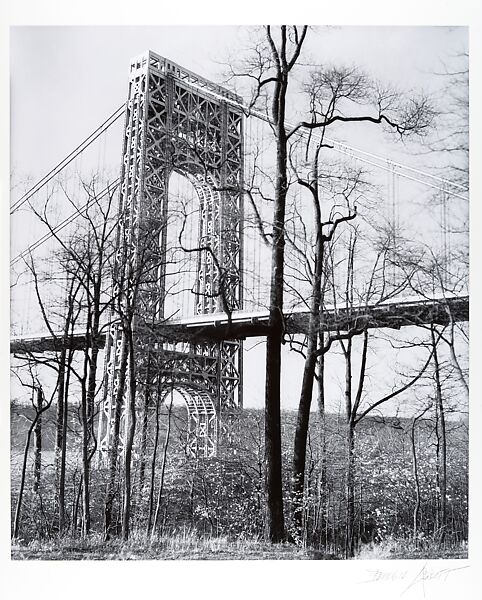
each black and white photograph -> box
[3,2,481,599]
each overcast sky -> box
[10,25,468,178]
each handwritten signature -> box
[363,563,469,595]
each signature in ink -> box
[362,562,469,596]
[402,563,469,595]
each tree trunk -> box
[137,355,152,512]
[80,384,91,537]
[317,341,327,547]
[147,380,162,535]
[265,68,289,543]
[292,160,324,534]
[410,405,430,545]
[13,387,43,539]
[263,25,308,543]
[104,334,129,539]
[432,326,447,539]
[33,387,43,494]
[79,310,94,538]
[55,348,66,494]
[265,328,285,542]
[343,338,356,558]
[411,416,421,545]
[152,391,173,538]
[292,346,317,534]
[345,421,356,558]
[122,333,137,541]
[56,283,75,528]
[59,348,73,533]
[265,135,288,541]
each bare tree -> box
[151,388,174,538]
[11,373,54,540]
[229,26,309,542]
[20,175,119,537]
[287,60,436,540]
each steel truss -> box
[98,52,244,459]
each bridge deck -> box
[10,295,468,354]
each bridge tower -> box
[97,52,244,459]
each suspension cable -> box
[235,102,467,196]
[10,104,125,215]
[329,140,468,191]
[320,143,469,201]
[10,179,120,267]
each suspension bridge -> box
[10,51,469,459]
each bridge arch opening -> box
[161,383,217,458]
[163,170,201,320]
[162,168,223,320]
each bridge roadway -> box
[10,295,469,354]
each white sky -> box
[10,25,468,178]
[2,2,482,599]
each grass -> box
[11,530,336,561]
[11,531,468,561]
[355,537,468,560]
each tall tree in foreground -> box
[260,26,308,542]
[232,25,308,542]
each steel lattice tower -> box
[98,51,244,459]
